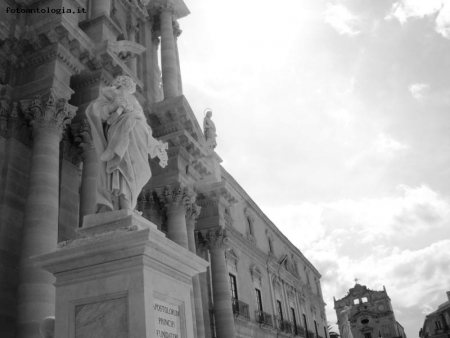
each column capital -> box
[186,202,201,223]
[72,119,95,153]
[21,90,76,137]
[157,3,174,14]
[197,228,228,251]
[156,185,195,213]
[173,21,182,38]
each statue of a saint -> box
[340,306,353,338]
[203,109,217,150]
[86,75,168,212]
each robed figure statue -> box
[86,75,168,212]
[203,109,217,150]
[339,306,353,338]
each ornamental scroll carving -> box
[20,90,76,135]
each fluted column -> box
[157,185,190,249]
[198,228,236,338]
[186,203,206,338]
[17,93,75,338]
[91,0,111,18]
[73,120,98,226]
[159,5,178,98]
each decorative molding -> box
[250,264,263,286]
[225,247,239,273]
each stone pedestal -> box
[32,210,208,338]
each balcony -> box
[231,298,250,319]
[276,317,294,333]
[255,310,273,327]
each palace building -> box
[334,284,406,338]
[419,292,450,338]
[0,1,327,338]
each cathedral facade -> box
[0,1,327,338]
[334,284,406,338]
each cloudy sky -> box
[178,0,450,335]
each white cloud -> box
[373,133,408,155]
[409,83,430,101]
[324,3,361,36]
[386,1,450,39]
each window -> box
[277,300,284,320]
[435,321,442,330]
[255,289,263,312]
[291,308,298,327]
[247,217,253,235]
[364,333,372,338]
[324,326,328,338]
[268,238,273,253]
[314,320,319,338]
[303,314,309,337]
[362,297,368,303]
[354,299,360,305]
[229,274,238,299]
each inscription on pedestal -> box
[75,296,128,338]
[154,300,181,338]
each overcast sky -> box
[178,0,450,335]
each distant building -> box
[334,283,406,338]
[419,292,450,338]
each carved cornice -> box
[20,90,77,136]
[196,227,228,251]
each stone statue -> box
[86,75,168,212]
[203,109,217,150]
[340,305,353,338]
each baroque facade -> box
[0,0,327,338]
[334,284,406,338]
[419,292,450,338]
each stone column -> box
[173,21,183,95]
[159,4,178,98]
[199,228,236,338]
[186,203,206,338]
[91,0,111,18]
[17,93,75,338]
[73,120,98,226]
[158,185,190,249]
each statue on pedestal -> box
[86,75,168,212]
[203,109,217,151]
[340,305,353,338]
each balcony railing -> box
[255,310,273,327]
[276,317,294,333]
[231,298,250,319]
[295,325,305,336]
